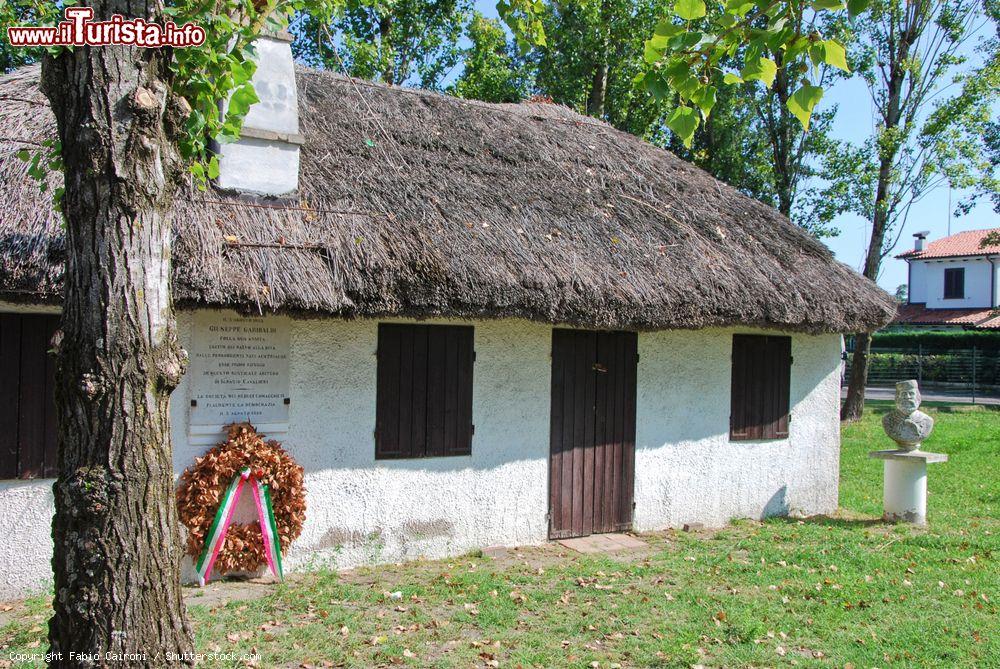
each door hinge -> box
[471,424,476,435]
[473,350,477,362]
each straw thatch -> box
[0,64,895,333]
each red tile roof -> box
[898,228,1000,259]
[895,303,1000,329]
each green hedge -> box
[865,351,1000,386]
[863,330,1000,353]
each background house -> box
[0,35,894,598]
[896,229,1000,330]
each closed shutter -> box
[376,324,474,459]
[730,334,792,441]
[0,314,60,479]
[944,267,965,299]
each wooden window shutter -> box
[944,267,965,299]
[730,334,792,441]
[376,324,474,459]
[0,314,60,479]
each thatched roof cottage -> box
[0,34,894,597]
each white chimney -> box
[216,29,304,197]
[913,231,930,252]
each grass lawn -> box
[2,402,998,667]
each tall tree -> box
[38,0,194,660]
[827,0,997,421]
[651,7,846,234]
[664,64,841,235]
[0,0,350,661]
[449,12,533,103]
[533,0,673,135]
[293,0,470,88]
[741,17,847,226]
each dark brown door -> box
[548,329,637,539]
[0,313,60,479]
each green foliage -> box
[449,13,533,103]
[497,0,548,53]
[673,0,705,20]
[0,1,43,73]
[636,0,855,145]
[785,83,823,129]
[167,0,310,186]
[292,0,470,88]
[740,56,777,87]
[650,3,848,233]
[808,0,996,252]
[870,329,1000,353]
[531,0,674,137]
[866,350,1000,385]
[511,0,841,235]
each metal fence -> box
[843,346,1000,403]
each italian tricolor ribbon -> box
[195,467,284,586]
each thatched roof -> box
[0,64,894,333]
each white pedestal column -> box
[869,450,948,526]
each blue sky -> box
[469,0,999,291]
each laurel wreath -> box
[177,423,305,575]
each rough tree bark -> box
[40,0,194,663]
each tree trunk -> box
[586,62,607,118]
[379,14,395,85]
[841,18,912,423]
[585,0,610,119]
[40,0,194,663]
[840,333,872,421]
[769,58,795,219]
[841,161,895,422]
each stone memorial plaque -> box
[189,312,290,429]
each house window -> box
[730,334,792,441]
[944,267,965,299]
[375,324,474,459]
[1,314,60,479]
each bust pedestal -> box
[868,450,948,525]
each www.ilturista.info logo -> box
[7,7,206,48]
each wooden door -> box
[0,313,60,479]
[548,329,637,539]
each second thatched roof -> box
[0,64,895,333]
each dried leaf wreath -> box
[177,423,305,575]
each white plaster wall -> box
[0,480,55,598]
[216,36,300,195]
[633,329,842,529]
[0,308,842,598]
[994,259,999,309]
[216,138,301,197]
[908,261,928,304]
[170,314,553,579]
[240,37,299,136]
[911,258,994,308]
